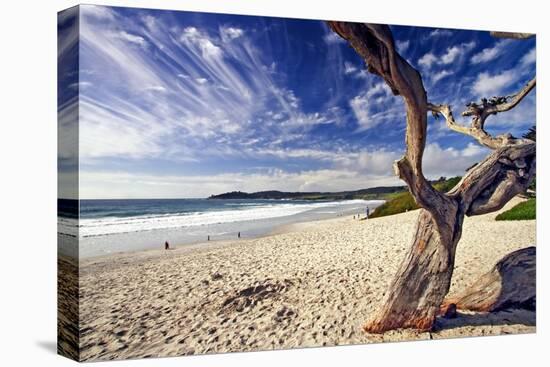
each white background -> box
[0,0,547,365]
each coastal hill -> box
[208,186,406,201]
[209,177,463,219]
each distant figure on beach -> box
[238,232,241,238]
[164,241,170,250]
[208,235,210,241]
[366,207,370,219]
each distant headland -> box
[208,186,406,201]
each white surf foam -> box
[73,200,380,237]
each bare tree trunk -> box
[366,142,535,332]
[327,21,536,333]
[366,209,462,332]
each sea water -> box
[58,198,384,258]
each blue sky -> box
[59,5,536,199]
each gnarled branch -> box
[327,22,448,218]
[490,31,535,39]
[461,77,536,128]
[448,143,536,216]
[428,77,536,149]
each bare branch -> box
[490,77,536,114]
[427,103,470,135]
[428,77,536,149]
[447,142,536,216]
[428,103,505,149]
[490,31,535,39]
[462,77,536,126]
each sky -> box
[58,5,536,199]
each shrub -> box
[370,176,461,218]
[495,198,536,221]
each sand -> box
[74,196,536,361]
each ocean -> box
[58,198,384,258]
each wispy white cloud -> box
[349,82,400,131]
[68,81,93,89]
[144,85,167,92]
[366,82,392,99]
[79,140,488,198]
[344,61,357,74]
[180,26,222,58]
[431,70,452,84]
[441,41,475,64]
[350,93,371,131]
[323,32,345,44]
[82,4,116,20]
[471,69,517,95]
[422,142,489,178]
[58,98,79,160]
[428,29,453,38]
[419,41,475,68]
[79,167,401,199]
[396,40,410,54]
[78,5,340,166]
[115,30,147,47]
[471,39,511,64]
[520,48,536,67]
[418,53,438,69]
[220,26,244,42]
[342,61,369,80]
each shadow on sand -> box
[433,308,535,331]
[434,246,536,332]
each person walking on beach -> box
[366,207,370,219]
[164,240,170,250]
[238,231,241,238]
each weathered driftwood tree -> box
[440,246,536,314]
[326,22,536,333]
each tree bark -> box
[490,31,535,39]
[327,21,536,333]
[365,142,535,332]
[440,247,536,313]
[365,209,462,332]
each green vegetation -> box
[368,191,418,218]
[433,176,462,192]
[369,176,462,219]
[208,186,407,201]
[495,198,536,221]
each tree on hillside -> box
[327,23,536,333]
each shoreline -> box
[73,198,383,259]
[73,196,535,361]
[78,205,374,262]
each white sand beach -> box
[75,196,535,361]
